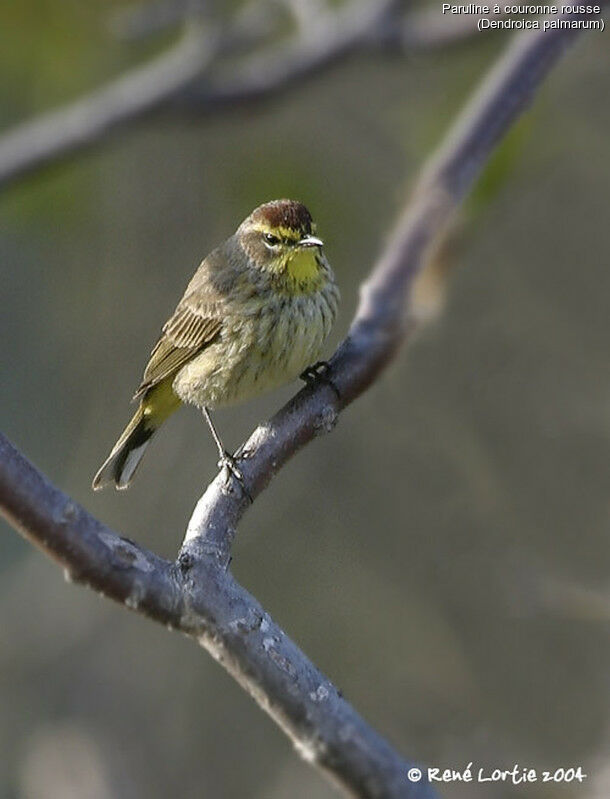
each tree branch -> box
[0,1,265,190]
[0,0,506,192]
[1,12,604,799]
[0,433,436,799]
[181,0,403,108]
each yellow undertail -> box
[92,378,181,491]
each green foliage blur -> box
[2,3,610,798]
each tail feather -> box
[92,405,155,491]
[93,378,181,491]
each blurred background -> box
[1,2,610,797]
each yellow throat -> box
[285,247,321,286]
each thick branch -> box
[0,433,435,799]
[1,13,604,799]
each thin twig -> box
[0,26,219,189]
[0,0,504,192]
[0,12,605,799]
[179,0,403,108]
[0,0,275,189]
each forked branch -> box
[0,11,604,799]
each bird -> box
[92,199,339,492]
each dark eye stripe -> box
[264,233,280,246]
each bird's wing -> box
[133,274,225,400]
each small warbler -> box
[92,199,339,491]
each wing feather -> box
[133,302,223,399]
[132,246,240,400]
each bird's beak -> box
[298,235,324,249]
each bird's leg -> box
[300,361,340,400]
[202,407,250,500]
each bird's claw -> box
[300,360,331,382]
[218,451,252,502]
[217,450,243,481]
[300,361,340,400]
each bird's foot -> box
[300,361,340,400]
[218,450,252,503]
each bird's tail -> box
[92,380,180,491]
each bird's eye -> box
[264,233,280,246]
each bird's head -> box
[237,199,325,288]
